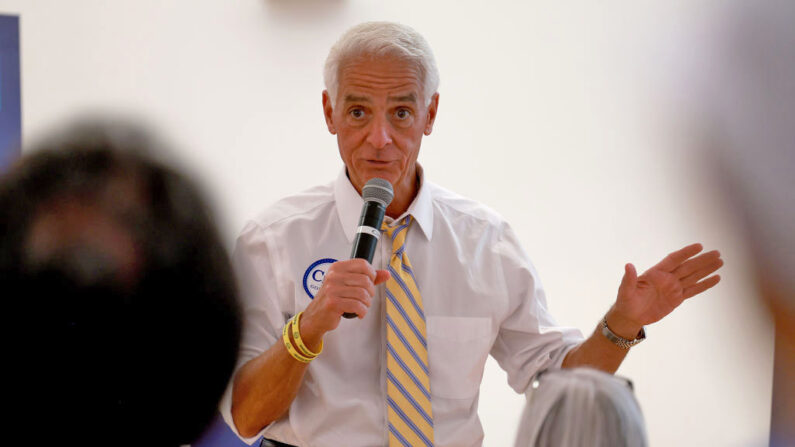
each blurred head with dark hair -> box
[0,121,241,446]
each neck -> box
[385,166,419,219]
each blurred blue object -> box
[192,412,255,447]
[0,14,21,172]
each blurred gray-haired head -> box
[323,21,440,107]
[515,368,647,447]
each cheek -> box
[395,129,424,156]
[337,129,363,154]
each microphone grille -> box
[362,178,394,207]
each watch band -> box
[601,317,646,349]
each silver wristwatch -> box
[601,317,646,349]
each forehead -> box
[337,56,423,101]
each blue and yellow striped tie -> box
[382,216,434,447]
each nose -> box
[365,115,392,149]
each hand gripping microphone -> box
[342,178,394,319]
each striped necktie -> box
[382,216,434,447]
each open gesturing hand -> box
[609,243,723,335]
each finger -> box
[374,269,391,285]
[335,286,374,306]
[333,258,377,278]
[335,298,370,319]
[342,275,376,296]
[683,275,721,299]
[672,250,722,280]
[618,263,638,296]
[653,243,704,272]
[322,281,374,307]
[680,258,724,288]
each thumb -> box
[619,263,638,294]
[374,269,391,285]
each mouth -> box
[364,160,392,166]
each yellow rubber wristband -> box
[292,311,323,358]
[282,318,312,363]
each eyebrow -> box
[343,93,418,104]
[344,94,370,104]
[389,93,417,103]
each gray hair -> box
[515,368,647,447]
[323,21,440,107]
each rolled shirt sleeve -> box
[490,223,583,394]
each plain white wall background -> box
[1,1,774,445]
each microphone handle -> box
[343,202,386,319]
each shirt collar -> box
[333,164,434,243]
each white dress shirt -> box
[220,168,583,447]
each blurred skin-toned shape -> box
[682,1,795,444]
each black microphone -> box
[343,178,394,319]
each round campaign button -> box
[302,258,337,299]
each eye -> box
[349,108,365,119]
[395,108,411,120]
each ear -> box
[423,93,440,136]
[322,90,337,135]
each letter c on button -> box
[312,269,325,282]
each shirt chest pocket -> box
[426,316,493,400]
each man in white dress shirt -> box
[222,22,723,446]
